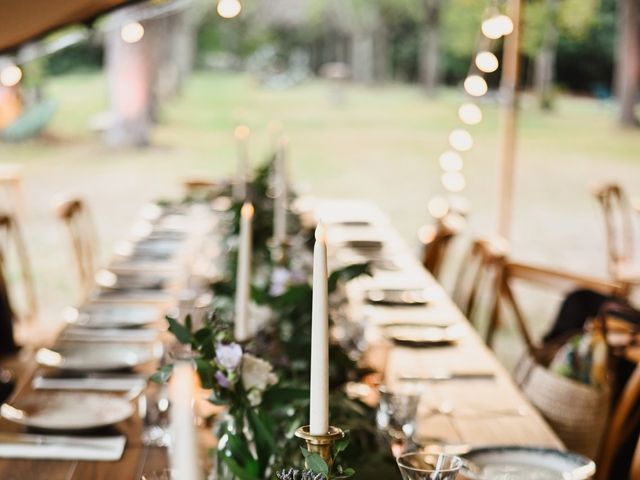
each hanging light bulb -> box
[217,0,242,18]
[0,64,22,87]
[475,51,499,73]
[481,16,503,39]
[464,75,488,97]
[428,196,450,219]
[449,129,473,152]
[441,172,466,193]
[439,151,464,171]
[121,22,144,43]
[458,103,482,125]
[495,14,514,36]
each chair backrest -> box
[419,212,465,279]
[54,197,99,300]
[631,433,640,480]
[452,236,508,342]
[0,212,37,326]
[499,261,623,354]
[183,177,217,201]
[591,182,635,280]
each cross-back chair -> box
[591,182,640,294]
[0,164,25,218]
[0,212,37,326]
[54,197,99,301]
[183,177,218,201]
[452,236,509,344]
[419,212,466,279]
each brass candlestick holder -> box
[295,425,344,470]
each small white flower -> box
[241,353,278,393]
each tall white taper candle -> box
[310,223,329,435]
[273,138,288,246]
[233,125,250,201]
[169,362,200,480]
[234,202,253,341]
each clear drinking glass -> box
[396,453,462,480]
[376,385,420,441]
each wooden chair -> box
[0,212,37,326]
[496,260,623,353]
[591,182,640,294]
[0,164,25,218]
[631,432,640,480]
[452,236,509,343]
[54,197,99,301]
[182,177,217,200]
[418,212,466,279]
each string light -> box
[464,75,488,97]
[449,129,473,151]
[439,151,464,171]
[217,0,242,18]
[121,22,144,43]
[495,14,514,36]
[481,16,504,39]
[0,64,22,87]
[441,172,466,193]
[428,196,450,219]
[458,103,482,125]
[475,51,499,73]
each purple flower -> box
[215,371,232,389]
[269,267,291,297]
[215,342,242,371]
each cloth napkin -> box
[0,434,126,461]
[32,374,147,393]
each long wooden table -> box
[0,197,562,479]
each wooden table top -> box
[0,197,562,479]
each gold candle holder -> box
[295,425,344,470]
[268,238,291,265]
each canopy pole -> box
[497,0,523,239]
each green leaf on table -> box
[333,432,350,455]
[194,358,216,389]
[341,467,355,477]
[167,316,192,344]
[247,408,276,473]
[328,262,371,292]
[305,452,329,477]
[149,364,173,383]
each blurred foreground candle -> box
[235,202,253,341]
[310,224,329,435]
[169,362,200,480]
[273,138,288,245]
[233,125,250,201]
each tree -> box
[616,0,640,126]
[418,0,441,95]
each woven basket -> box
[515,354,609,459]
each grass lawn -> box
[1,70,639,358]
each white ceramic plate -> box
[36,342,161,371]
[463,446,596,479]
[384,323,467,346]
[366,288,430,306]
[1,392,134,430]
[70,305,160,328]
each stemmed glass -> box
[396,453,462,480]
[376,385,420,445]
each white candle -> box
[233,125,250,201]
[310,223,329,435]
[169,362,200,480]
[234,202,253,341]
[273,138,288,246]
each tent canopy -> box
[0,0,139,53]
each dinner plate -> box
[95,270,166,291]
[1,392,134,430]
[462,446,595,480]
[69,305,160,328]
[366,288,430,306]
[36,342,161,371]
[383,323,467,346]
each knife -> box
[399,371,495,382]
[0,432,113,450]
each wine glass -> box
[396,453,462,480]
[376,385,420,443]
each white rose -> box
[241,353,278,393]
